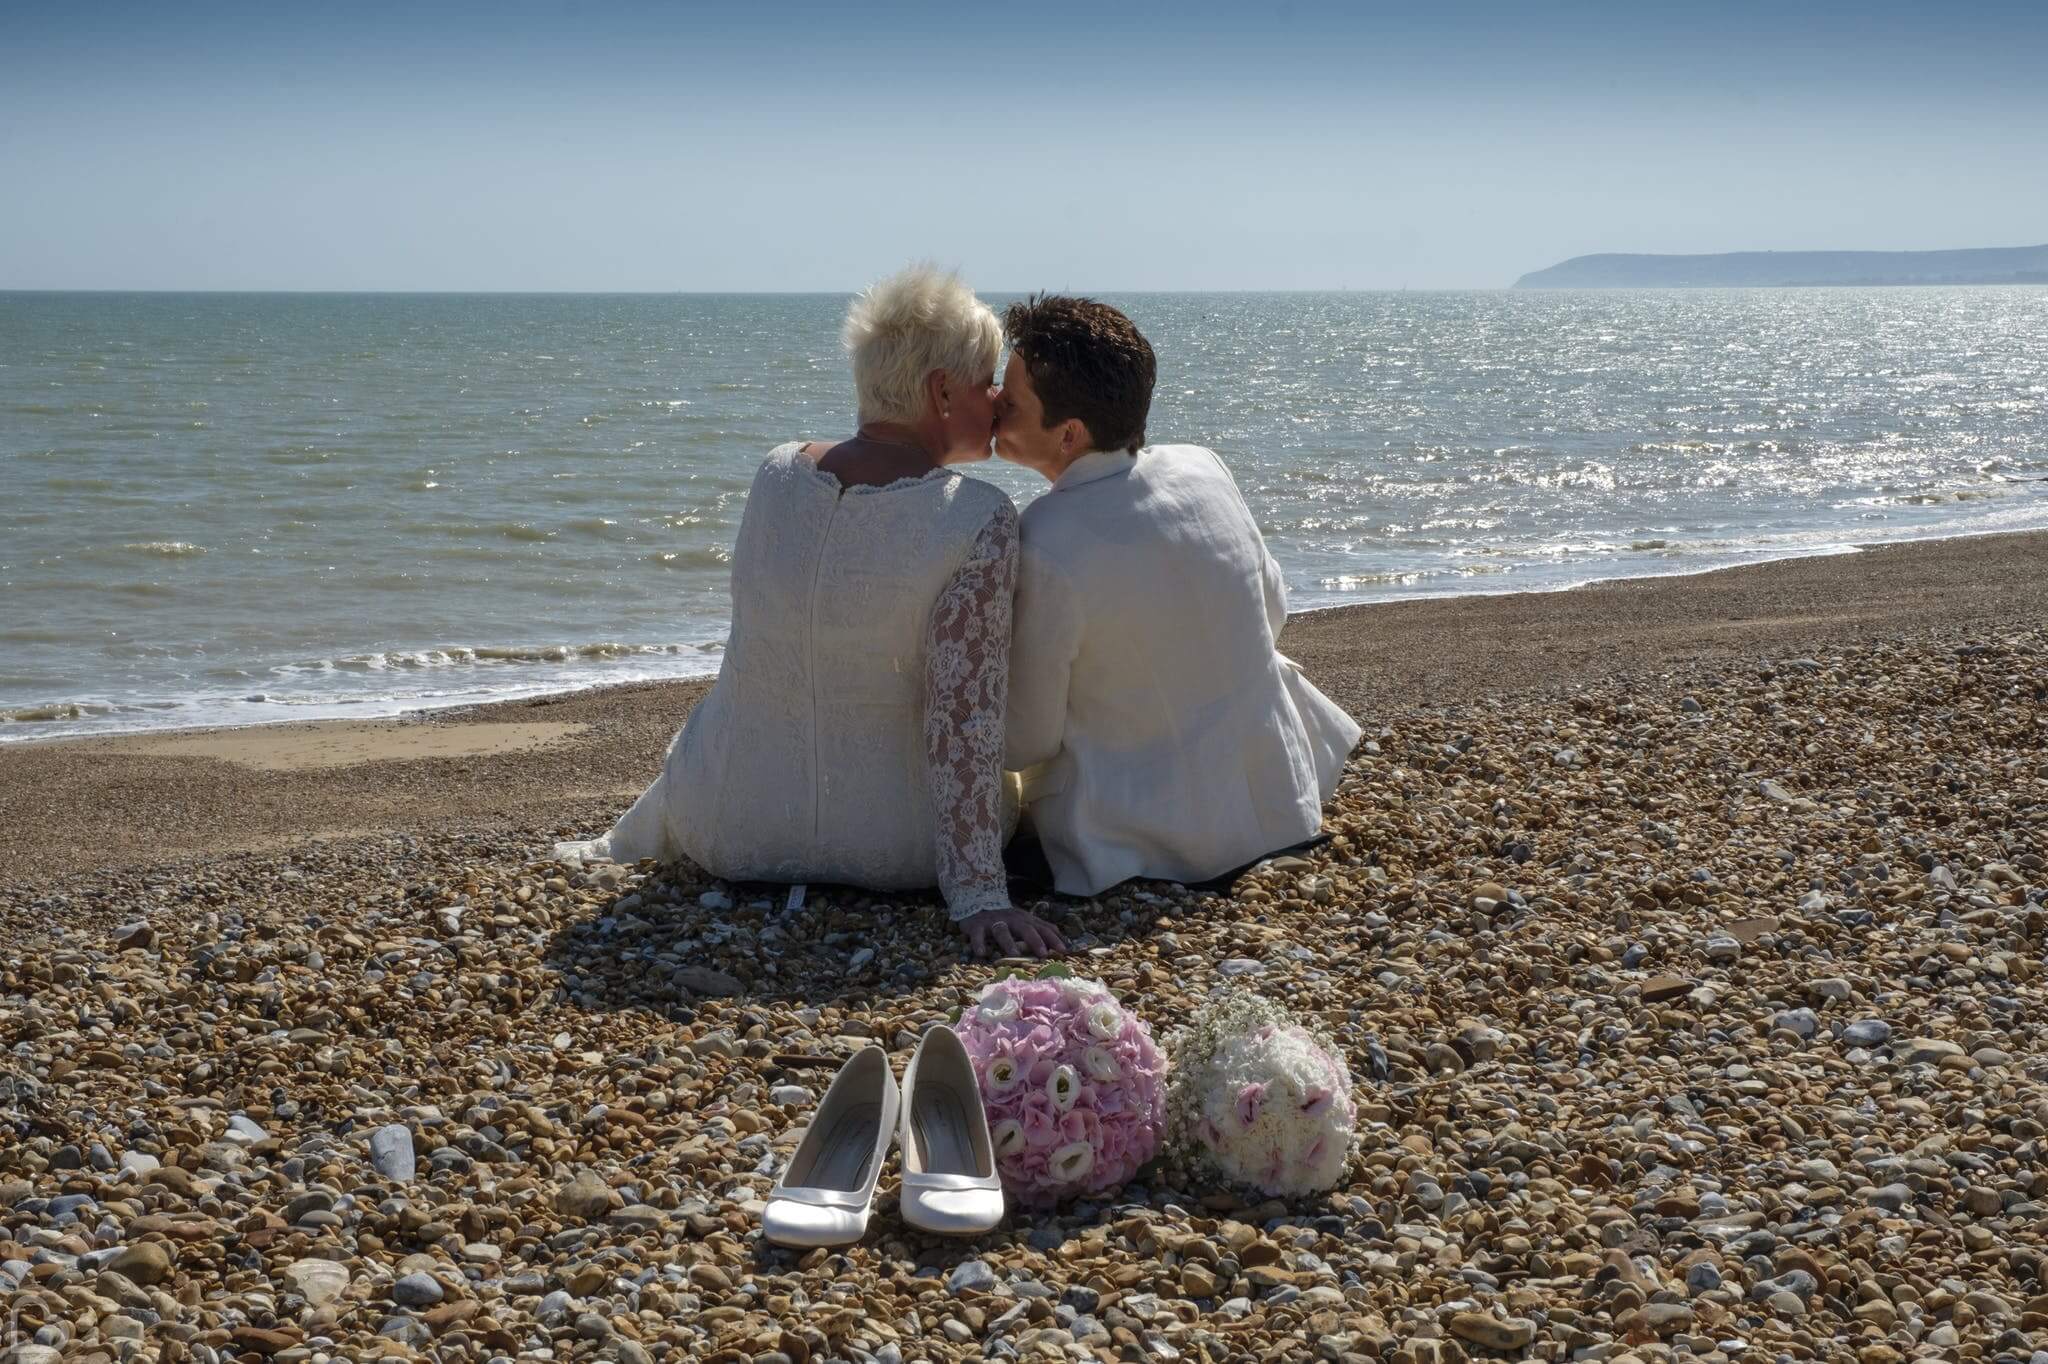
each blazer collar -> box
[1050,448,1136,493]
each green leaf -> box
[1033,962,1073,980]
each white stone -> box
[283,1257,351,1307]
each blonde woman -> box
[559,266,1063,958]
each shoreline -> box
[3,520,2040,752]
[2,526,2044,886]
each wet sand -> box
[3,528,2043,886]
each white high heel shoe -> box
[762,1046,900,1248]
[898,1025,1005,1236]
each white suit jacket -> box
[1007,444,1362,896]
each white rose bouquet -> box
[1165,988,1357,1197]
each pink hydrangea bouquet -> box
[953,973,1167,1206]
[1167,989,1357,1197]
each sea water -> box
[3,288,2045,740]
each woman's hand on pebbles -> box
[960,908,1067,958]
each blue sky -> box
[3,0,2045,290]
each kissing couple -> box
[557,266,1360,958]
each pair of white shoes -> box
[763,1025,1004,1247]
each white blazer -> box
[1006,444,1362,896]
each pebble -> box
[1898,1036,1966,1065]
[106,1241,172,1286]
[554,1169,613,1220]
[3,629,2046,1364]
[391,1271,445,1306]
[1771,1007,1819,1040]
[949,1259,997,1293]
[282,1257,350,1307]
[368,1123,416,1182]
[1449,1313,1537,1350]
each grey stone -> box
[379,1316,432,1348]
[391,1271,444,1306]
[1771,1008,1819,1040]
[555,1170,613,1220]
[369,1124,416,1182]
[1899,1037,1964,1065]
[949,1259,997,1293]
[674,964,742,995]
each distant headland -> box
[1513,242,2048,288]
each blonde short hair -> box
[842,264,1002,426]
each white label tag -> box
[785,884,807,912]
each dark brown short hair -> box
[1001,295,1156,454]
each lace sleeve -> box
[924,500,1020,922]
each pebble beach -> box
[4,530,2048,1364]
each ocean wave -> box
[648,547,732,569]
[1,703,89,723]
[1317,563,1510,590]
[409,520,561,543]
[274,640,724,674]
[0,643,727,742]
[123,541,208,557]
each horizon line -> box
[0,285,1497,296]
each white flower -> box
[1085,1001,1123,1040]
[1059,978,1108,1008]
[1050,1141,1095,1183]
[991,1120,1026,1157]
[1047,1064,1080,1112]
[1083,1045,1122,1082]
[986,1056,1022,1093]
[976,991,1020,1025]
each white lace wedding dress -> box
[557,443,1017,921]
